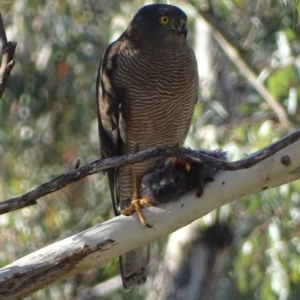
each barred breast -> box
[116,44,199,201]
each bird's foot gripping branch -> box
[121,198,153,228]
[121,149,227,227]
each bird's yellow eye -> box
[159,16,170,25]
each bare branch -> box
[0,134,299,299]
[188,1,291,128]
[1,129,300,215]
[0,10,17,98]
[0,11,7,44]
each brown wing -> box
[97,41,150,290]
[96,41,127,216]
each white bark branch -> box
[1,131,300,299]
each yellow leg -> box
[121,172,153,228]
[132,171,138,200]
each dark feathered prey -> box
[96,4,199,289]
[140,150,227,205]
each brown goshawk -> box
[96,4,199,290]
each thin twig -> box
[0,11,8,45]
[0,10,17,98]
[0,129,299,215]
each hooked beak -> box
[172,20,187,37]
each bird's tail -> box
[119,245,150,290]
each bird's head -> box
[126,4,188,48]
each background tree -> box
[0,0,300,299]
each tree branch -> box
[188,1,291,128]
[0,133,300,299]
[0,10,17,98]
[1,130,300,215]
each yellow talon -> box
[121,198,153,228]
[121,201,137,216]
[120,171,153,227]
[121,199,153,228]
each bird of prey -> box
[96,4,199,289]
